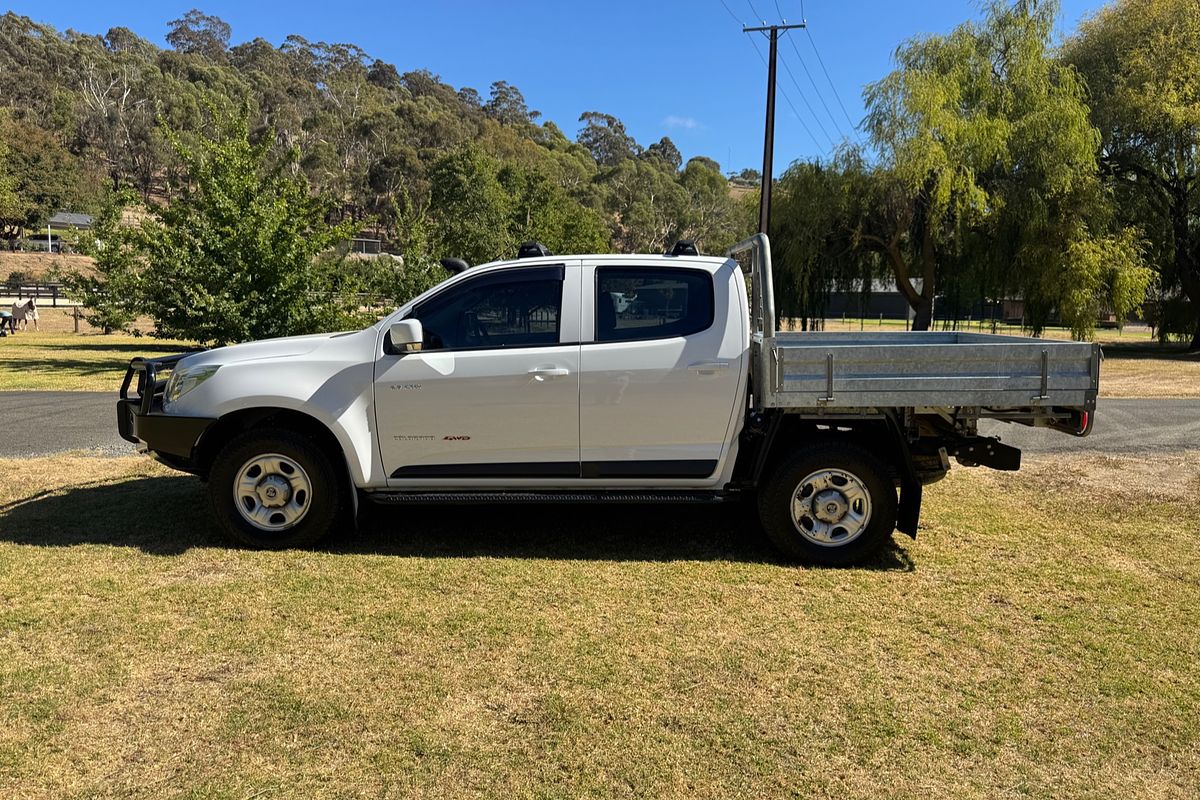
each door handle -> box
[528,367,570,381]
[688,361,730,374]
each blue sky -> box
[7,0,1105,175]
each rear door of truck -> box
[577,257,747,482]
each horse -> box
[11,298,38,331]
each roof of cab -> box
[470,252,734,272]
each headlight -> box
[163,364,220,410]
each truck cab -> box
[375,251,747,488]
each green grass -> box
[0,333,193,391]
[0,452,1197,798]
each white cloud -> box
[663,115,703,130]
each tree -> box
[428,146,515,264]
[860,0,1143,335]
[862,14,1006,330]
[774,155,878,329]
[686,155,720,174]
[676,157,745,252]
[1063,0,1200,348]
[366,59,401,90]
[731,168,761,184]
[0,135,23,249]
[501,165,610,254]
[601,158,686,252]
[166,10,232,59]
[484,81,539,127]
[645,137,682,170]
[0,115,88,247]
[577,111,640,167]
[61,193,144,333]
[137,114,361,345]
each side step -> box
[366,490,733,506]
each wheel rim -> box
[790,468,873,547]
[233,453,313,532]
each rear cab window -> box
[594,266,714,342]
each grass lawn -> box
[0,333,193,391]
[0,452,1197,798]
[1097,342,1200,398]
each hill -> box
[0,10,751,264]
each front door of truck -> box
[375,263,581,483]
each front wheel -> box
[208,428,343,549]
[757,442,898,566]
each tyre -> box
[208,428,343,549]
[757,442,898,566]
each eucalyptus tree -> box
[578,112,641,167]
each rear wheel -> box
[208,428,343,549]
[757,442,897,566]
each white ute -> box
[118,235,1099,565]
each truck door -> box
[578,260,746,481]
[375,263,581,483]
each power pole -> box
[744,22,805,235]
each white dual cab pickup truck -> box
[118,235,1099,565]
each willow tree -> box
[1064,0,1200,348]
[862,0,1150,336]
[773,154,878,329]
[861,12,1006,330]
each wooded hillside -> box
[0,9,749,265]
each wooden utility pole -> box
[743,22,805,235]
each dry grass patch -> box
[0,332,192,391]
[1098,343,1200,398]
[1,451,1198,798]
[0,252,95,282]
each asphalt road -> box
[979,398,1200,454]
[1,391,131,457]
[0,392,1197,457]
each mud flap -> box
[896,480,921,539]
[884,411,922,539]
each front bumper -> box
[118,355,215,473]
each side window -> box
[414,267,563,351]
[595,267,714,343]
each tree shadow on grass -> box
[0,475,916,570]
[5,341,195,354]
[0,355,150,378]
[1101,341,1199,361]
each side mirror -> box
[388,319,423,354]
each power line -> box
[717,0,743,24]
[745,33,824,155]
[717,0,824,154]
[799,6,862,137]
[777,50,837,149]
[774,0,847,143]
[745,0,766,25]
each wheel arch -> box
[194,407,360,518]
[754,412,922,538]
